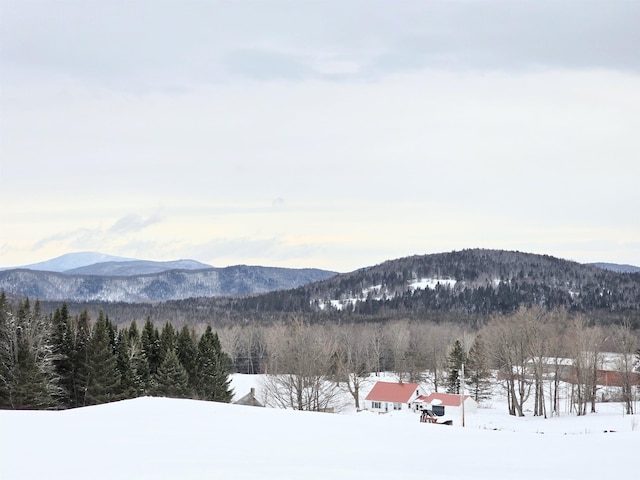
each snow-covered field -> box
[1,374,637,479]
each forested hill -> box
[32,249,640,327]
[227,249,640,317]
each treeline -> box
[3,291,639,418]
[0,293,233,410]
[215,307,639,416]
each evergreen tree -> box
[105,314,117,354]
[446,339,468,394]
[0,297,58,409]
[115,321,149,399]
[153,349,190,398]
[85,311,120,405]
[158,322,176,365]
[0,291,13,407]
[72,310,91,407]
[196,326,233,402]
[176,325,198,391]
[466,334,493,402]
[115,327,134,399]
[141,317,161,376]
[51,303,75,407]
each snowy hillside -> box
[1,375,637,480]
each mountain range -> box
[2,250,640,327]
[0,252,336,302]
[1,251,212,274]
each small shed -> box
[412,392,477,417]
[365,381,426,413]
[233,388,264,407]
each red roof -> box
[365,381,420,403]
[418,392,471,407]
[596,370,640,387]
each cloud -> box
[225,49,310,81]
[109,213,164,234]
[2,2,638,91]
[33,228,98,251]
[30,212,165,256]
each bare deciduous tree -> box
[261,319,342,412]
[568,316,604,415]
[613,322,638,415]
[484,308,535,416]
[330,323,374,409]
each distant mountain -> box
[0,265,337,302]
[65,259,212,276]
[4,249,640,327]
[204,249,640,319]
[589,262,640,274]
[5,252,136,273]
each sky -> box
[1,1,639,272]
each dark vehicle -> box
[419,409,453,426]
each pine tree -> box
[153,349,190,398]
[446,339,468,394]
[51,303,75,407]
[0,297,58,409]
[72,311,91,407]
[85,311,120,405]
[0,291,14,407]
[141,317,160,377]
[115,327,134,399]
[115,321,149,399]
[128,320,151,393]
[196,326,233,402]
[466,334,493,402]
[158,322,176,365]
[176,325,198,392]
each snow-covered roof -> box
[417,392,475,407]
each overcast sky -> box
[1,1,639,272]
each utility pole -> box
[461,362,465,427]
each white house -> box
[364,381,427,413]
[412,392,478,417]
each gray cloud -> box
[184,237,320,267]
[225,49,310,81]
[31,213,164,252]
[109,213,164,235]
[2,1,638,89]
[33,228,96,250]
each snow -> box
[318,279,460,311]
[1,374,637,479]
[408,277,457,290]
[317,284,387,311]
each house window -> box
[432,405,445,416]
[372,401,382,409]
[393,403,402,410]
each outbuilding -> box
[412,392,478,417]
